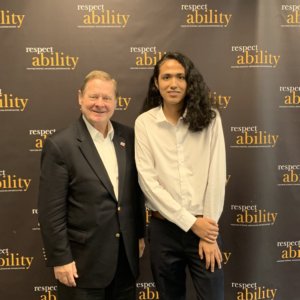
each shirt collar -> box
[82,114,114,141]
[155,105,186,124]
[155,106,167,123]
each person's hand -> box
[198,240,222,272]
[54,261,78,287]
[139,238,145,258]
[191,217,219,243]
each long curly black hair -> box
[142,52,216,132]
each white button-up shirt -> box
[83,115,119,200]
[135,106,226,232]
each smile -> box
[167,91,180,96]
[92,110,107,114]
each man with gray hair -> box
[38,70,145,300]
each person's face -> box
[78,78,116,133]
[155,59,187,109]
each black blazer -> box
[38,116,145,288]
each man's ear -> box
[78,90,82,105]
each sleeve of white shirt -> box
[202,111,226,222]
[135,116,197,232]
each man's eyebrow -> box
[161,72,185,75]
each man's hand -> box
[54,261,78,287]
[191,217,219,243]
[198,239,222,272]
[139,238,145,258]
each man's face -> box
[78,78,116,133]
[155,59,187,109]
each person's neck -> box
[98,126,108,138]
[93,122,109,138]
[82,114,110,138]
[162,105,182,125]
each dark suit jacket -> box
[38,116,145,288]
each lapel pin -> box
[120,141,126,148]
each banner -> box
[0,1,299,299]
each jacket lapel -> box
[113,132,126,204]
[76,117,117,201]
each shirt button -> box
[115,233,120,238]
[117,206,121,211]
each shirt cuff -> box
[177,210,197,232]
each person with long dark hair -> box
[135,52,226,300]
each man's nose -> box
[94,96,106,105]
[170,78,178,88]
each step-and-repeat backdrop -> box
[1,0,299,299]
